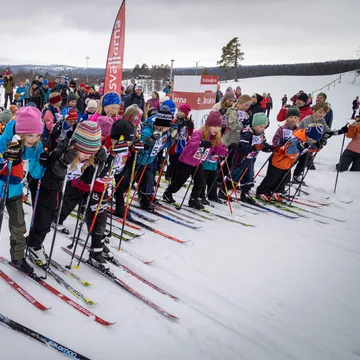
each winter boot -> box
[240,190,256,205]
[12,258,34,275]
[163,190,175,204]
[139,195,155,212]
[88,253,109,271]
[257,193,271,202]
[188,197,205,210]
[52,222,70,235]
[28,245,48,267]
[201,197,210,206]
[103,244,114,261]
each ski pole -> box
[254,153,272,179]
[288,151,319,205]
[176,148,206,211]
[151,147,169,204]
[223,156,239,203]
[118,151,138,251]
[0,135,20,234]
[76,158,117,267]
[66,197,84,249]
[334,132,346,194]
[228,167,248,199]
[65,163,99,270]
[218,158,233,214]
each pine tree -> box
[202,67,209,75]
[217,37,244,82]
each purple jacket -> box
[179,128,227,167]
[146,98,160,110]
[272,123,298,147]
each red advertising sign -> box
[104,1,126,95]
[172,91,217,110]
[200,75,219,85]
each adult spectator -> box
[51,76,69,110]
[216,83,223,103]
[2,70,15,109]
[290,90,304,105]
[277,92,312,122]
[163,81,173,95]
[85,85,100,102]
[15,81,26,107]
[29,80,44,110]
[235,86,242,99]
[316,92,333,128]
[38,75,44,87]
[266,93,273,117]
[24,79,31,105]
[69,80,84,113]
[146,91,160,113]
[125,79,136,95]
[352,96,359,119]
[41,79,51,104]
[124,84,145,114]
[281,94,287,106]
[249,93,265,118]
[261,93,268,112]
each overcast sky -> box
[0,0,359,69]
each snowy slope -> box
[0,72,359,360]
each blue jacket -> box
[42,87,51,104]
[61,106,82,121]
[0,121,44,199]
[324,108,333,129]
[23,84,31,99]
[16,86,26,101]
[138,120,173,166]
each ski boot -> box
[188,197,205,210]
[139,196,155,212]
[52,222,70,235]
[200,197,210,206]
[115,206,133,221]
[103,244,114,261]
[257,193,271,202]
[293,176,307,186]
[28,245,48,267]
[272,193,284,202]
[12,258,34,275]
[88,253,109,271]
[218,188,229,201]
[208,196,226,205]
[162,190,175,204]
[240,190,256,205]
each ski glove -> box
[61,148,77,165]
[252,143,265,151]
[229,143,238,152]
[39,151,50,167]
[199,140,212,149]
[4,139,22,165]
[112,141,129,154]
[144,136,155,148]
[132,140,145,152]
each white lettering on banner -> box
[173,95,187,104]
[151,135,168,157]
[201,76,218,85]
[193,147,210,161]
[202,97,215,105]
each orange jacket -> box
[271,129,307,170]
[346,123,360,154]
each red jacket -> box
[277,106,313,122]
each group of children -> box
[0,82,352,273]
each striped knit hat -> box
[73,121,102,155]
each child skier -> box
[166,103,194,181]
[219,112,273,204]
[256,125,324,201]
[0,107,44,273]
[82,99,98,120]
[137,108,175,210]
[163,111,227,210]
[61,93,81,121]
[26,121,103,266]
[42,92,62,145]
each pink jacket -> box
[179,128,227,167]
[146,98,160,110]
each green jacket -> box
[2,76,15,94]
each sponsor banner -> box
[172,91,216,110]
[200,75,218,85]
[104,0,126,95]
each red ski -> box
[0,257,114,327]
[0,269,50,311]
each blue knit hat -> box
[161,99,176,115]
[306,125,323,141]
[43,79,49,85]
[103,92,121,107]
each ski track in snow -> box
[1,72,360,359]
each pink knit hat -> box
[15,107,43,134]
[205,111,222,127]
[178,104,192,117]
[97,116,115,137]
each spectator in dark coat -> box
[51,76,70,110]
[265,93,273,117]
[249,93,265,119]
[2,71,15,109]
[124,84,145,115]
[352,96,359,119]
[281,94,287,106]
[29,80,44,110]
[316,92,333,128]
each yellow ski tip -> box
[74,265,80,269]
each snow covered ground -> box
[0,72,359,360]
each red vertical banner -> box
[104,0,126,95]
